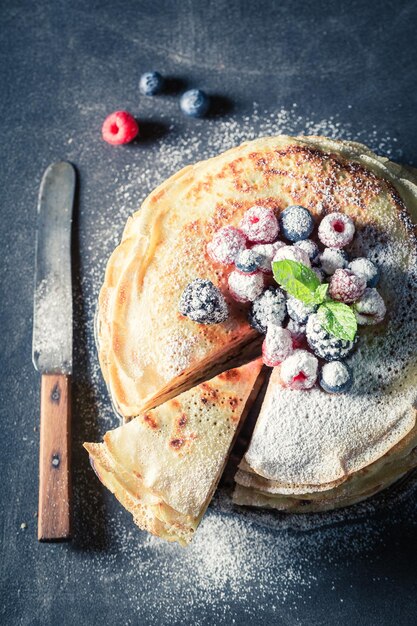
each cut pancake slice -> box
[84,359,264,546]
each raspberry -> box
[286,296,317,324]
[279,205,314,242]
[207,226,247,265]
[235,248,262,274]
[262,325,293,367]
[102,111,139,145]
[319,361,353,394]
[319,248,349,275]
[228,270,264,303]
[348,257,379,287]
[353,288,386,325]
[286,318,307,348]
[328,269,366,304]
[273,244,311,268]
[239,206,279,243]
[306,314,356,361]
[294,238,319,263]
[248,287,287,333]
[280,349,318,390]
[179,279,228,324]
[318,212,355,249]
[250,241,285,274]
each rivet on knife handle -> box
[38,373,72,541]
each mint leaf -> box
[272,260,320,305]
[313,282,329,305]
[318,301,357,341]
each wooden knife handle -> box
[38,373,72,541]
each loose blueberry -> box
[286,296,317,324]
[319,248,349,275]
[179,279,228,324]
[306,313,356,361]
[180,89,210,117]
[279,205,314,242]
[348,257,379,287]
[248,287,287,333]
[318,212,355,249]
[294,238,319,262]
[320,361,353,394]
[139,71,164,95]
[235,248,262,274]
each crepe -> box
[84,359,264,545]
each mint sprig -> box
[272,259,357,341]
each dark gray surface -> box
[1,1,417,624]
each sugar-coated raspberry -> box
[353,288,386,325]
[248,287,287,333]
[272,244,311,268]
[306,314,356,361]
[280,349,318,390]
[319,361,353,394]
[328,269,366,303]
[228,270,264,303]
[179,279,228,324]
[294,238,319,263]
[239,206,279,243]
[235,248,262,274]
[279,205,314,242]
[250,241,285,273]
[318,212,355,249]
[262,325,293,367]
[286,296,317,324]
[207,226,247,265]
[348,257,379,287]
[286,318,307,348]
[319,248,349,275]
[102,111,139,145]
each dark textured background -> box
[1,1,417,624]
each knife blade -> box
[32,161,75,541]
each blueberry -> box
[235,249,262,274]
[294,238,319,263]
[180,89,209,117]
[319,248,349,276]
[348,258,379,287]
[286,296,317,324]
[179,279,228,324]
[319,361,353,394]
[139,71,164,96]
[279,205,314,242]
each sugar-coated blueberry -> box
[235,248,262,274]
[294,238,319,262]
[320,361,353,394]
[180,89,210,117]
[319,248,349,275]
[286,296,317,324]
[279,205,314,242]
[348,257,379,287]
[139,71,164,95]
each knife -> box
[32,162,75,541]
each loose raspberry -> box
[318,212,355,249]
[102,111,139,145]
[207,226,247,265]
[319,248,349,275]
[280,349,318,390]
[353,288,386,325]
[239,206,279,243]
[228,270,264,303]
[262,325,293,367]
[328,269,366,304]
[272,244,311,268]
[250,241,285,274]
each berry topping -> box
[280,349,318,390]
[286,319,307,348]
[179,279,228,324]
[239,206,279,243]
[306,313,356,361]
[207,226,247,265]
[353,288,386,325]
[279,205,314,242]
[318,212,355,249]
[102,111,139,145]
[294,238,319,263]
[312,267,325,283]
[248,287,287,333]
[319,361,353,394]
[328,269,366,304]
[235,248,262,274]
[228,270,264,303]
[286,296,317,324]
[180,89,210,117]
[319,248,349,275]
[262,325,293,367]
[139,71,164,95]
[250,241,285,273]
[348,257,379,287]
[272,244,311,268]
